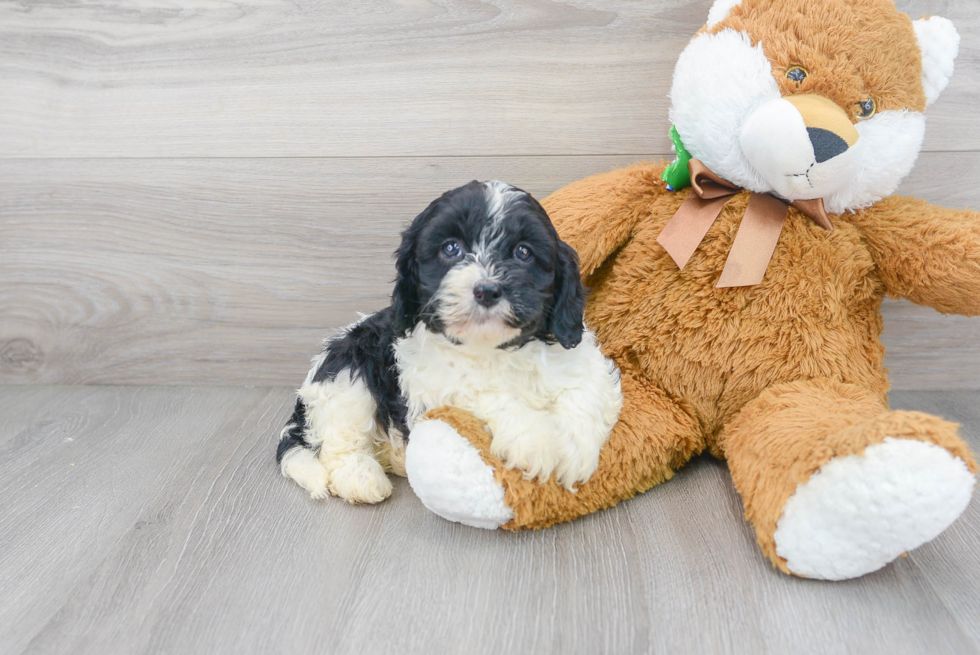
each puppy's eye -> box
[857,98,876,119]
[514,245,532,262]
[786,66,808,83]
[440,240,463,260]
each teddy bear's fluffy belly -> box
[585,206,889,437]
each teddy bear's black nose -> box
[808,127,850,163]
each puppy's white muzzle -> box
[436,261,519,347]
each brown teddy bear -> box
[405,0,979,580]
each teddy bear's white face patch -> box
[825,109,925,214]
[670,29,777,194]
[671,27,928,214]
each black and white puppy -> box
[276,181,622,504]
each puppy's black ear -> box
[392,218,424,335]
[548,242,586,349]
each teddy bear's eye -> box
[786,66,808,83]
[857,98,876,119]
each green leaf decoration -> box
[661,125,692,191]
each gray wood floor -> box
[1,386,978,655]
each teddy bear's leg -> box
[405,411,515,529]
[406,368,703,529]
[721,378,978,580]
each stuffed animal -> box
[404,0,979,580]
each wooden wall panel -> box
[2,153,978,388]
[0,0,977,158]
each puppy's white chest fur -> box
[396,324,585,424]
[395,323,623,488]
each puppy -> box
[276,181,622,504]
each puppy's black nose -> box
[473,281,503,308]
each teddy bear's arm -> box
[543,162,668,279]
[850,196,980,316]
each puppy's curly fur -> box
[276,181,622,503]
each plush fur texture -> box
[277,181,622,503]
[403,0,979,580]
[773,437,975,580]
[914,16,959,106]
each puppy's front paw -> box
[487,414,604,490]
[488,417,561,484]
[554,437,602,491]
[325,454,393,504]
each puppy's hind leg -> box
[278,398,330,499]
[376,428,408,477]
[301,369,394,504]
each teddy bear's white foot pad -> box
[774,437,975,580]
[405,419,514,529]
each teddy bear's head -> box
[669,0,958,214]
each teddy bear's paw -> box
[324,453,393,505]
[773,437,976,580]
[405,419,514,529]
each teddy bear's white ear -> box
[706,0,743,28]
[913,16,960,106]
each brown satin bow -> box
[656,159,833,288]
